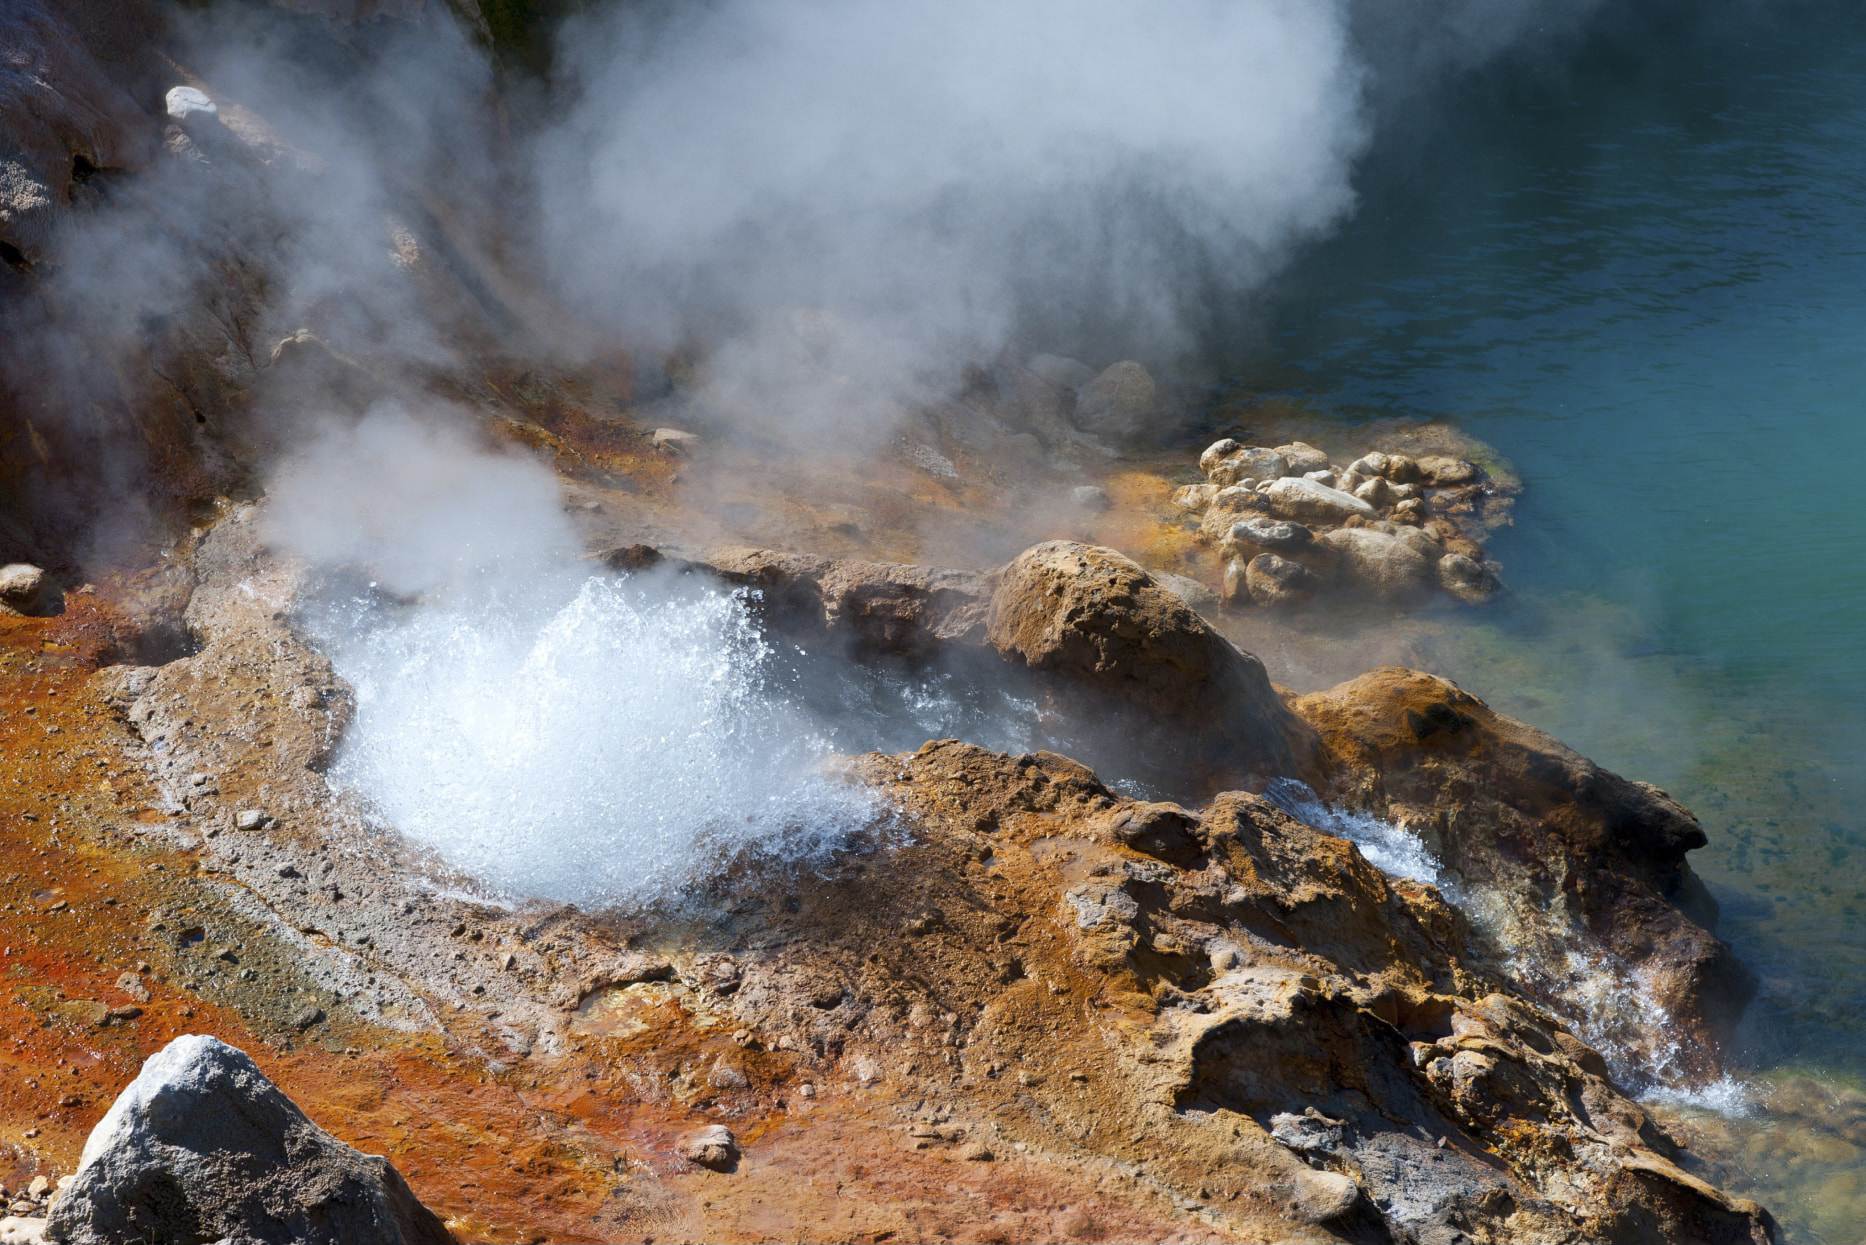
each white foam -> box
[1641,1074,1755,1117]
[1263,777,1444,887]
[316,574,875,907]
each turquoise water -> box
[1226,5,1866,1237]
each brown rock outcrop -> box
[701,546,994,657]
[986,541,1318,782]
[1297,667,1754,1079]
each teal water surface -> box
[1227,5,1866,1237]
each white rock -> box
[234,809,266,832]
[1206,446,1286,487]
[0,1216,46,1245]
[651,427,700,454]
[1197,438,1241,474]
[1264,477,1376,523]
[1292,1168,1360,1224]
[164,87,218,122]
[1274,441,1330,474]
[1348,452,1389,478]
[0,565,46,613]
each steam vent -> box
[10,0,1866,1242]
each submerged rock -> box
[47,1034,453,1245]
[1438,551,1502,602]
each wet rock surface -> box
[1300,667,1755,1078]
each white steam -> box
[538,0,1370,439]
[267,407,874,906]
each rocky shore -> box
[0,3,1776,1242]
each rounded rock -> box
[1228,518,1313,553]
[1318,528,1433,602]
[164,86,218,123]
[1072,361,1156,441]
[0,564,47,614]
[680,1124,739,1171]
[1264,477,1377,524]
[1245,553,1321,608]
[1027,354,1095,392]
[1207,446,1287,488]
[1291,1168,1360,1224]
[1354,477,1398,509]
[1198,438,1241,474]
[1274,442,1330,474]
[1416,454,1479,486]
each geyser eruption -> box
[267,407,874,906]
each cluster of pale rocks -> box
[1175,437,1509,610]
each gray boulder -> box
[1273,441,1330,475]
[47,1034,454,1245]
[1070,361,1155,441]
[1226,517,1313,554]
[1263,477,1377,523]
[0,564,52,615]
[1318,528,1433,603]
[1243,553,1320,608]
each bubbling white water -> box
[316,573,876,907]
[1263,777,1444,887]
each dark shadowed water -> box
[1222,5,1866,1238]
